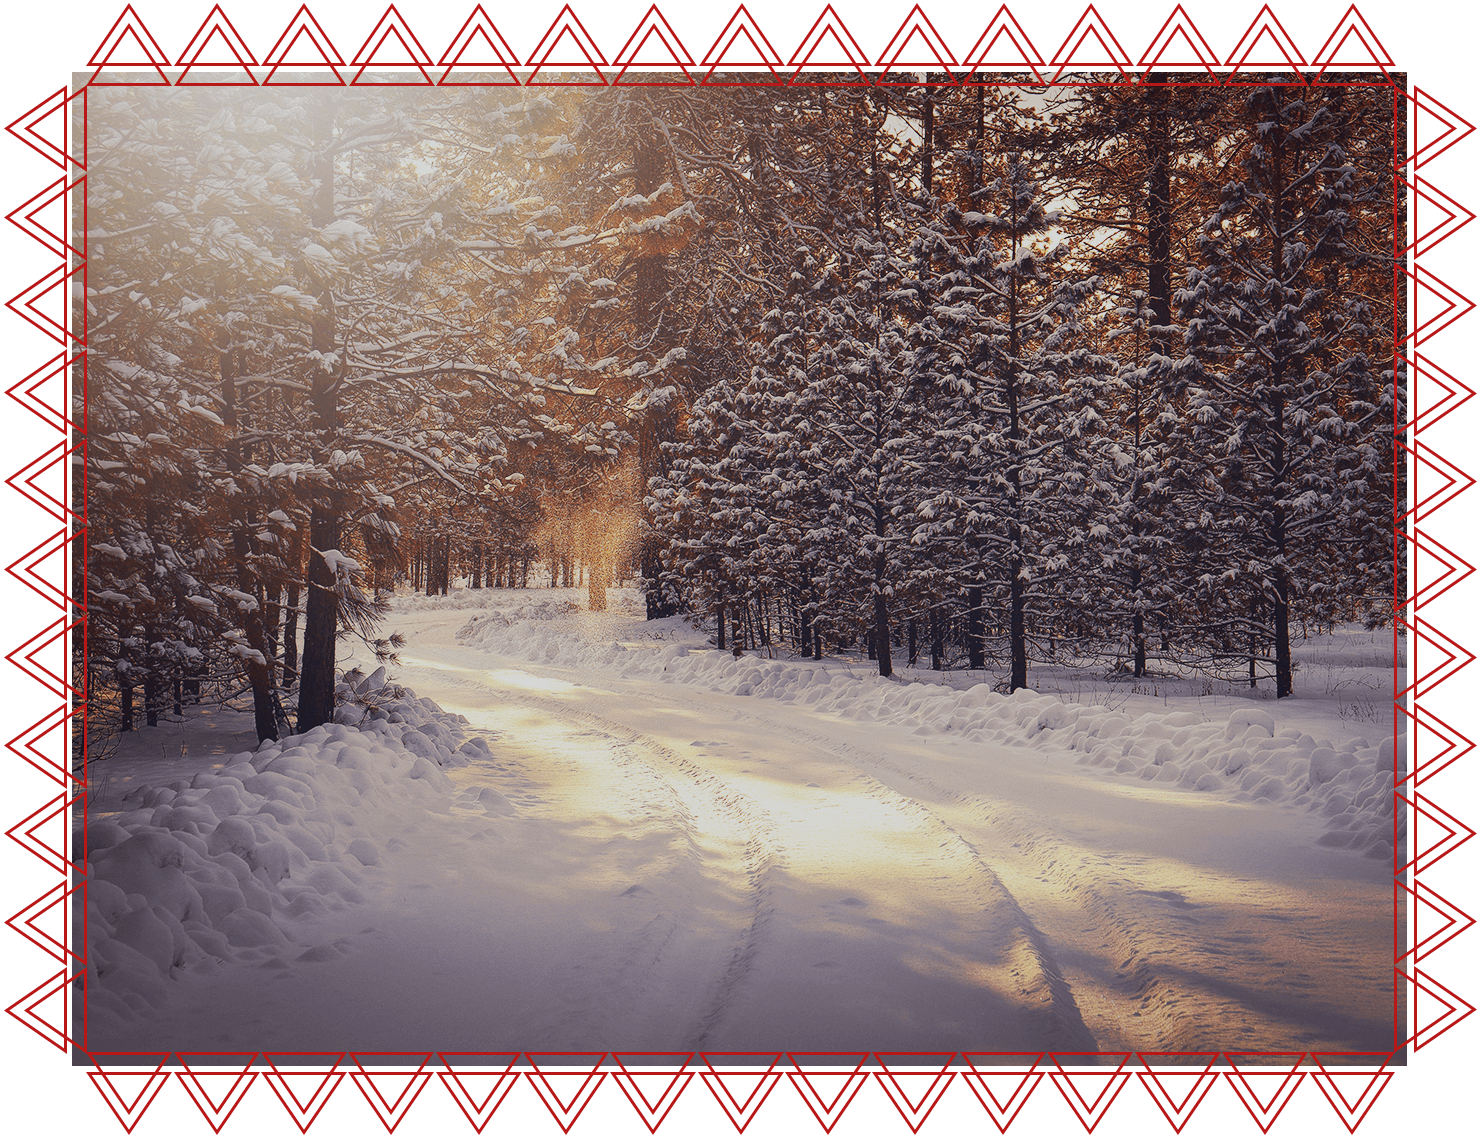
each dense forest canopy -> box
[82,76,1402,749]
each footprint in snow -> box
[621,884,652,897]
[806,782,821,788]
[840,896,866,907]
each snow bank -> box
[387,586,532,612]
[449,597,580,625]
[455,607,1401,860]
[84,671,497,1024]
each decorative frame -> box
[8,4,1468,1130]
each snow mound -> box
[388,589,509,612]
[84,675,496,1026]
[454,598,582,629]
[455,607,1401,860]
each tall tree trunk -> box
[633,102,680,620]
[1146,81,1173,337]
[281,525,302,690]
[143,629,160,728]
[1269,119,1294,699]
[297,94,342,733]
[1130,81,1171,682]
[966,585,985,669]
[1007,240,1027,693]
[1274,585,1292,697]
[921,87,934,195]
[221,336,278,742]
[873,503,893,679]
[1273,396,1293,697]
[1132,564,1146,678]
[1009,560,1027,692]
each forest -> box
[82,75,1403,751]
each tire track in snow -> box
[594,732,788,1053]
[585,722,1097,1051]
[701,698,1388,1052]
[585,712,1099,1051]
[695,700,1225,1050]
[827,766,1098,1049]
[399,648,1095,1047]
[407,648,1100,1049]
[392,652,786,1049]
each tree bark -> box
[966,585,985,669]
[297,94,342,733]
[873,504,892,678]
[1007,230,1028,693]
[221,335,278,743]
[143,630,160,728]
[120,675,133,731]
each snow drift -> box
[83,670,496,1024]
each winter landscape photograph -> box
[78,64,1406,1070]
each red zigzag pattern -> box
[3,4,1472,1134]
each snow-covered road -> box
[88,595,1395,1057]
[395,633,1097,1054]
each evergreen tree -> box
[1176,84,1394,696]
[904,162,1108,691]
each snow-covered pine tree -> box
[86,86,321,742]
[1043,82,1227,675]
[87,87,645,739]
[647,360,770,646]
[739,244,834,657]
[1074,289,1195,676]
[904,162,1107,691]
[647,87,907,654]
[803,225,923,677]
[1175,84,1395,696]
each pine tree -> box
[904,162,1107,691]
[1176,84,1394,696]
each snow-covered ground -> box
[82,586,1400,1062]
